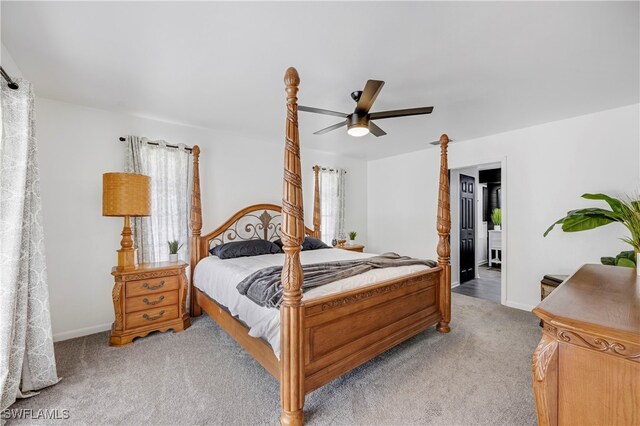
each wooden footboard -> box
[303,267,442,393]
[193,267,442,395]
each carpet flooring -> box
[8,293,540,425]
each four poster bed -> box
[188,67,451,426]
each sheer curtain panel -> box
[0,79,59,413]
[126,137,192,264]
[319,167,346,244]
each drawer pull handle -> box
[143,280,165,290]
[143,310,165,321]
[143,295,165,306]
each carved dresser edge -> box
[531,333,558,426]
[112,281,123,330]
[542,322,640,362]
[532,333,558,381]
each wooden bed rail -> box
[436,134,451,333]
[190,145,202,317]
[280,67,305,426]
[312,165,321,238]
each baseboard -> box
[450,281,460,289]
[53,322,112,342]
[503,300,536,312]
[477,260,488,266]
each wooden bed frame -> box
[189,67,451,426]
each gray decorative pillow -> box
[210,240,282,259]
[274,237,330,251]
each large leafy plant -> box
[544,193,640,267]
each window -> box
[318,167,346,244]
[126,136,192,264]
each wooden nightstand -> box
[110,261,190,346]
[338,244,365,253]
[541,274,568,301]
[538,274,568,327]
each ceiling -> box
[2,2,638,160]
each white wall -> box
[35,98,368,340]
[368,104,640,311]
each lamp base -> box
[116,215,138,271]
[117,248,138,271]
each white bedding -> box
[194,248,430,358]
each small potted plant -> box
[491,208,502,230]
[348,231,357,245]
[168,240,183,262]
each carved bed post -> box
[313,165,321,239]
[436,134,451,333]
[280,67,305,426]
[190,145,203,317]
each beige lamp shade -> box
[102,173,151,217]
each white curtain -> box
[0,79,59,413]
[319,167,346,244]
[126,137,192,264]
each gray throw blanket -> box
[236,252,437,308]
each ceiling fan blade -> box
[369,106,434,120]
[314,120,347,135]
[369,122,387,137]
[299,105,348,118]
[356,80,385,114]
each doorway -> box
[450,163,503,304]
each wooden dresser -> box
[532,264,640,425]
[110,261,190,346]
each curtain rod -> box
[0,66,19,90]
[313,166,347,174]
[119,136,193,153]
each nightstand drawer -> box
[126,305,179,329]
[126,276,179,297]
[125,290,178,313]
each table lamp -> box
[102,173,151,270]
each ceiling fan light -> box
[347,125,369,137]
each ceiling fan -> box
[298,80,433,137]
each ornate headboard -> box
[189,149,321,286]
[200,203,315,251]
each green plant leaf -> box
[569,208,621,221]
[616,258,636,268]
[544,218,565,237]
[561,214,615,232]
[582,193,624,213]
[616,250,636,262]
[600,257,616,266]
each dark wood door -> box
[460,174,475,283]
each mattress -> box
[193,248,430,358]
